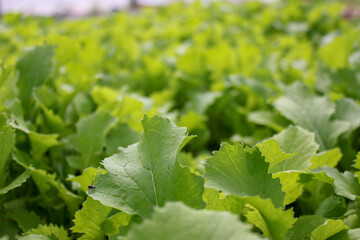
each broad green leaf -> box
[319,32,357,70]
[0,168,32,195]
[6,207,42,232]
[274,82,349,151]
[311,219,349,240]
[203,188,245,215]
[315,196,347,218]
[184,91,220,114]
[286,215,325,240]
[273,170,306,205]
[244,196,296,240]
[73,92,95,117]
[23,224,70,240]
[205,142,284,208]
[334,98,360,134]
[67,167,105,192]
[28,132,60,160]
[0,124,15,188]
[105,123,140,155]
[257,139,296,173]
[67,111,117,170]
[312,166,360,201]
[126,202,262,240]
[310,148,342,170]
[248,110,288,132]
[261,126,318,172]
[33,86,57,109]
[16,46,54,117]
[72,197,129,240]
[89,115,205,218]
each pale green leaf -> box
[126,202,262,240]
[28,132,60,160]
[248,110,288,132]
[334,98,360,134]
[18,235,51,240]
[23,224,70,240]
[274,82,349,151]
[102,212,131,235]
[67,111,117,170]
[245,196,296,240]
[311,219,349,240]
[89,115,205,218]
[271,125,319,172]
[310,148,342,170]
[317,167,360,200]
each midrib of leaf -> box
[148,147,159,207]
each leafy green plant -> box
[1,0,360,239]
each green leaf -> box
[30,168,83,215]
[311,219,349,240]
[67,167,105,192]
[0,168,32,195]
[315,167,360,200]
[126,202,262,240]
[248,110,288,132]
[29,132,60,160]
[334,98,360,134]
[273,170,306,205]
[105,123,140,155]
[72,197,130,240]
[18,235,51,240]
[33,86,57,109]
[261,126,318,172]
[353,152,360,182]
[286,215,325,240]
[328,229,360,240]
[274,82,349,151]
[89,115,205,218]
[102,211,131,235]
[315,196,347,218]
[13,152,83,215]
[67,111,117,170]
[16,46,54,117]
[244,196,296,240]
[203,188,245,215]
[23,224,70,240]
[205,142,284,208]
[6,207,42,232]
[310,148,342,170]
[0,124,15,188]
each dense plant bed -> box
[1,0,360,239]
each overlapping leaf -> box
[89,115,205,217]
